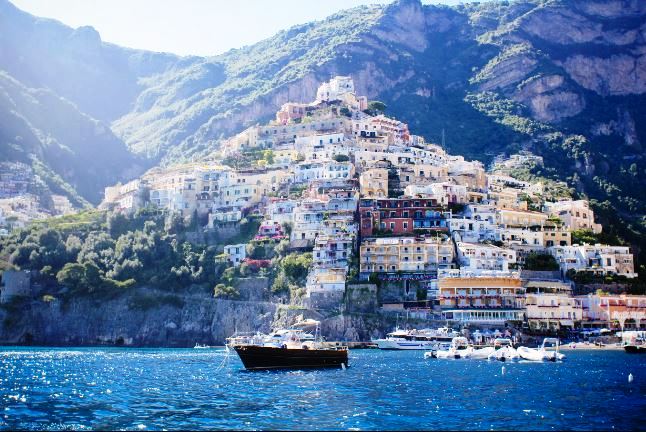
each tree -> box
[524,252,559,271]
[214,283,240,299]
[56,263,86,291]
[281,253,312,285]
[367,100,387,113]
[263,149,275,164]
[333,154,350,162]
[339,107,352,118]
[571,229,599,245]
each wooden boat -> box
[624,344,645,353]
[233,345,348,370]
[230,320,349,370]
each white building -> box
[456,242,517,272]
[305,267,347,293]
[223,244,246,266]
[549,244,636,278]
[404,182,467,205]
[291,199,327,241]
[316,76,355,102]
[544,200,602,233]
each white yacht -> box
[488,338,520,361]
[426,336,472,359]
[374,327,459,350]
[518,338,565,362]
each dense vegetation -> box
[0,209,225,301]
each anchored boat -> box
[518,338,565,361]
[229,320,349,371]
[488,338,520,362]
[374,327,459,350]
[425,336,472,359]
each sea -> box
[0,347,644,431]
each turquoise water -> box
[0,347,644,430]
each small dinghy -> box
[518,338,565,362]
[470,346,496,360]
[488,338,519,362]
[428,337,472,359]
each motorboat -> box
[517,345,550,361]
[488,338,519,362]
[624,334,645,353]
[469,345,496,360]
[374,327,459,350]
[193,343,213,349]
[541,338,566,361]
[427,337,472,359]
[229,320,348,370]
[517,338,565,362]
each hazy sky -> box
[11,0,466,57]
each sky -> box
[10,0,466,57]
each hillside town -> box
[95,76,644,334]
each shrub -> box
[213,283,240,299]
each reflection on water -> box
[0,348,644,430]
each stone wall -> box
[345,284,378,313]
[0,270,32,304]
[305,291,345,310]
[236,277,270,301]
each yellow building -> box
[497,208,548,228]
[438,275,525,324]
[359,168,388,198]
[360,236,454,273]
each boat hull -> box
[233,345,348,370]
[624,345,646,354]
[374,339,437,350]
[517,346,549,362]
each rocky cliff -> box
[0,289,278,346]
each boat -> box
[624,344,646,353]
[541,338,566,361]
[488,338,519,362]
[426,337,472,359]
[469,345,496,360]
[229,320,349,370]
[225,332,266,349]
[518,338,565,361]
[193,343,213,349]
[517,346,550,361]
[623,334,645,353]
[374,327,459,350]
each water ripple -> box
[0,347,643,430]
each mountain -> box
[111,0,646,264]
[1,0,645,266]
[0,0,193,205]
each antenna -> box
[441,128,446,149]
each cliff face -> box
[0,290,278,346]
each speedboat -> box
[428,337,472,359]
[517,338,565,362]
[488,338,519,362]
